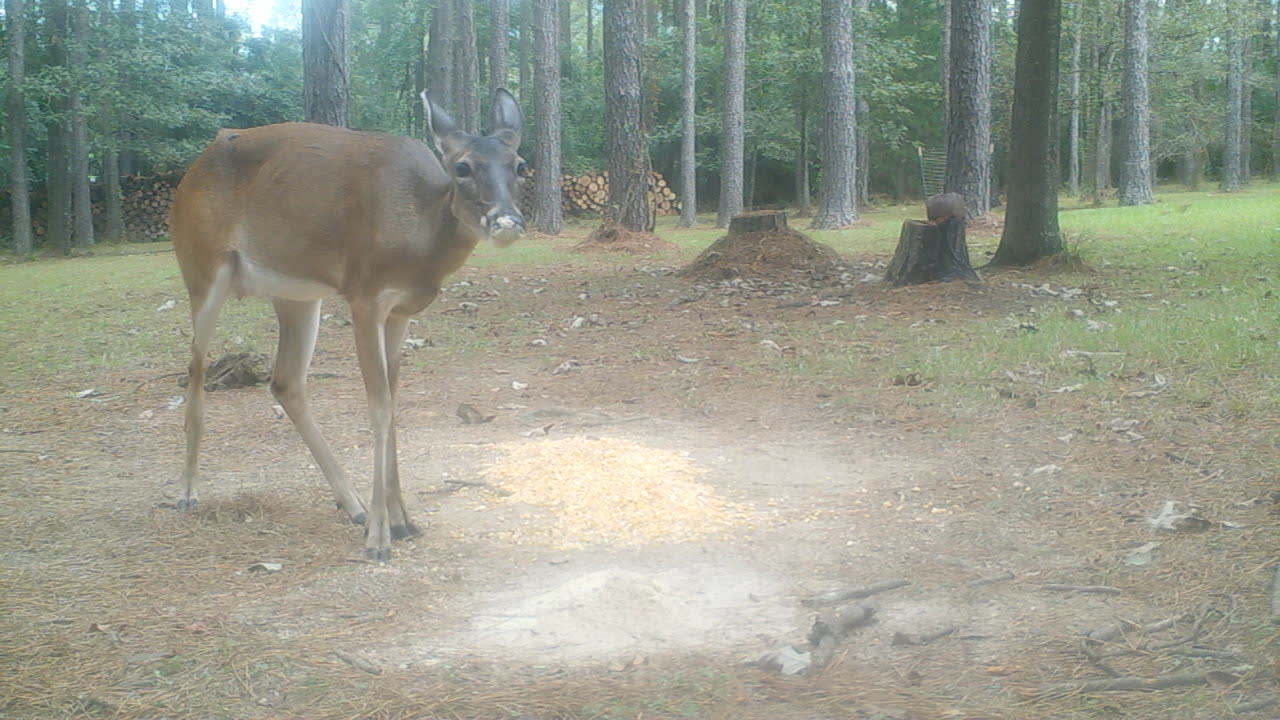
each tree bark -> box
[428,0,454,111]
[45,0,71,253]
[811,0,858,229]
[587,0,595,55]
[990,0,1062,266]
[518,0,531,101]
[944,0,992,218]
[490,0,511,92]
[561,0,571,57]
[302,0,350,127]
[856,96,870,207]
[68,0,93,248]
[1089,45,1113,202]
[6,0,34,254]
[453,0,480,133]
[1117,0,1153,205]
[1068,2,1081,198]
[532,0,563,234]
[603,0,652,231]
[795,107,811,214]
[941,0,950,154]
[1242,34,1252,182]
[678,0,697,227]
[1274,2,1280,180]
[1222,21,1245,192]
[717,0,745,227]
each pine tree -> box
[811,0,858,229]
[717,0,745,227]
[302,0,350,126]
[1117,0,1154,205]
[603,0,652,231]
[532,0,563,234]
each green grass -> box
[2,187,1277,423]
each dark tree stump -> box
[728,211,788,235]
[885,218,980,286]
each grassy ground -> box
[1,185,1277,720]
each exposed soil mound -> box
[681,229,843,283]
[573,225,675,255]
[177,351,271,391]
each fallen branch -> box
[804,578,909,607]
[1042,584,1122,595]
[968,571,1014,588]
[1037,672,1210,696]
[331,650,382,675]
[1084,616,1179,645]
[1270,563,1280,618]
[1233,693,1278,713]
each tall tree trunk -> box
[1222,21,1245,192]
[944,0,992,218]
[1117,0,1153,204]
[587,0,594,55]
[68,0,93,247]
[428,0,454,111]
[941,0,951,155]
[302,0,350,126]
[1241,35,1252,182]
[1274,3,1280,180]
[453,0,480,133]
[46,0,71,253]
[795,108,811,214]
[603,0,652,231]
[532,0,563,234]
[857,97,870,207]
[1068,1,1081,198]
[716,0,745,227]
[678,0,697,227]
[811,0,858,228]
[518,0,531,101]
[991,0,1062,266]
[6,0,34,254]
[1089,46,1113,202]
[491,0,510,92]
[97,0,123,242]
[561,0,571,57]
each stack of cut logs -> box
[520,170,680,217]
[123,176,178,240]
[560,170,680,216]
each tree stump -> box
[884,218,980,286]
[728,211,789,235]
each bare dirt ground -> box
[1,242,1277,719]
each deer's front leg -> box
[382,311,421,541]
[351,303,396,561]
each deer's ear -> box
[422,90,470,157]
[488,88,522,149]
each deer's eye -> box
[516,161,530,178]
[454,162,472,178]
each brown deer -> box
[169,90,526,561]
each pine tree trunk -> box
[518,0,531,101]
[428,0,454,111]
[1222,23,1245,192]
[302,0,350,127]
[413,8,426,137]
[716,0,745,227]
[453,0,480,133]
[941,0,950,152]
[6,0,34,254]
[991,0,1062,266]
[678,0,697,227]
[1068,2,1081,198]
[795,107,811,214]
[532,0,563,234]
[560,0,571,56]
[46,0,72,253]
[103,147,124,242]
[490,0,510,92]
[1274,4,1280,180]
[603,0,652,231]
[811,0,858,228]
[1242,35,1252,182]
[944,0,992,218]
[854,0,869,208]
[587,0,594,55]
[69,0,93,248]
[1117,0,1153,205]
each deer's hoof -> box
[175,497,199,512]
[365,546,391,563]
[350,512,367,527]
[391,522,422,541]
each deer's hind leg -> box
[179,262,233,510]
[270,298,367,524]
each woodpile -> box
[123,175,177,241]
[520,170,681,217]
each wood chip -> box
[481,436,756,548]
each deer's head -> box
[423,89,527,248]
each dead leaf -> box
[247,562,283,574]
